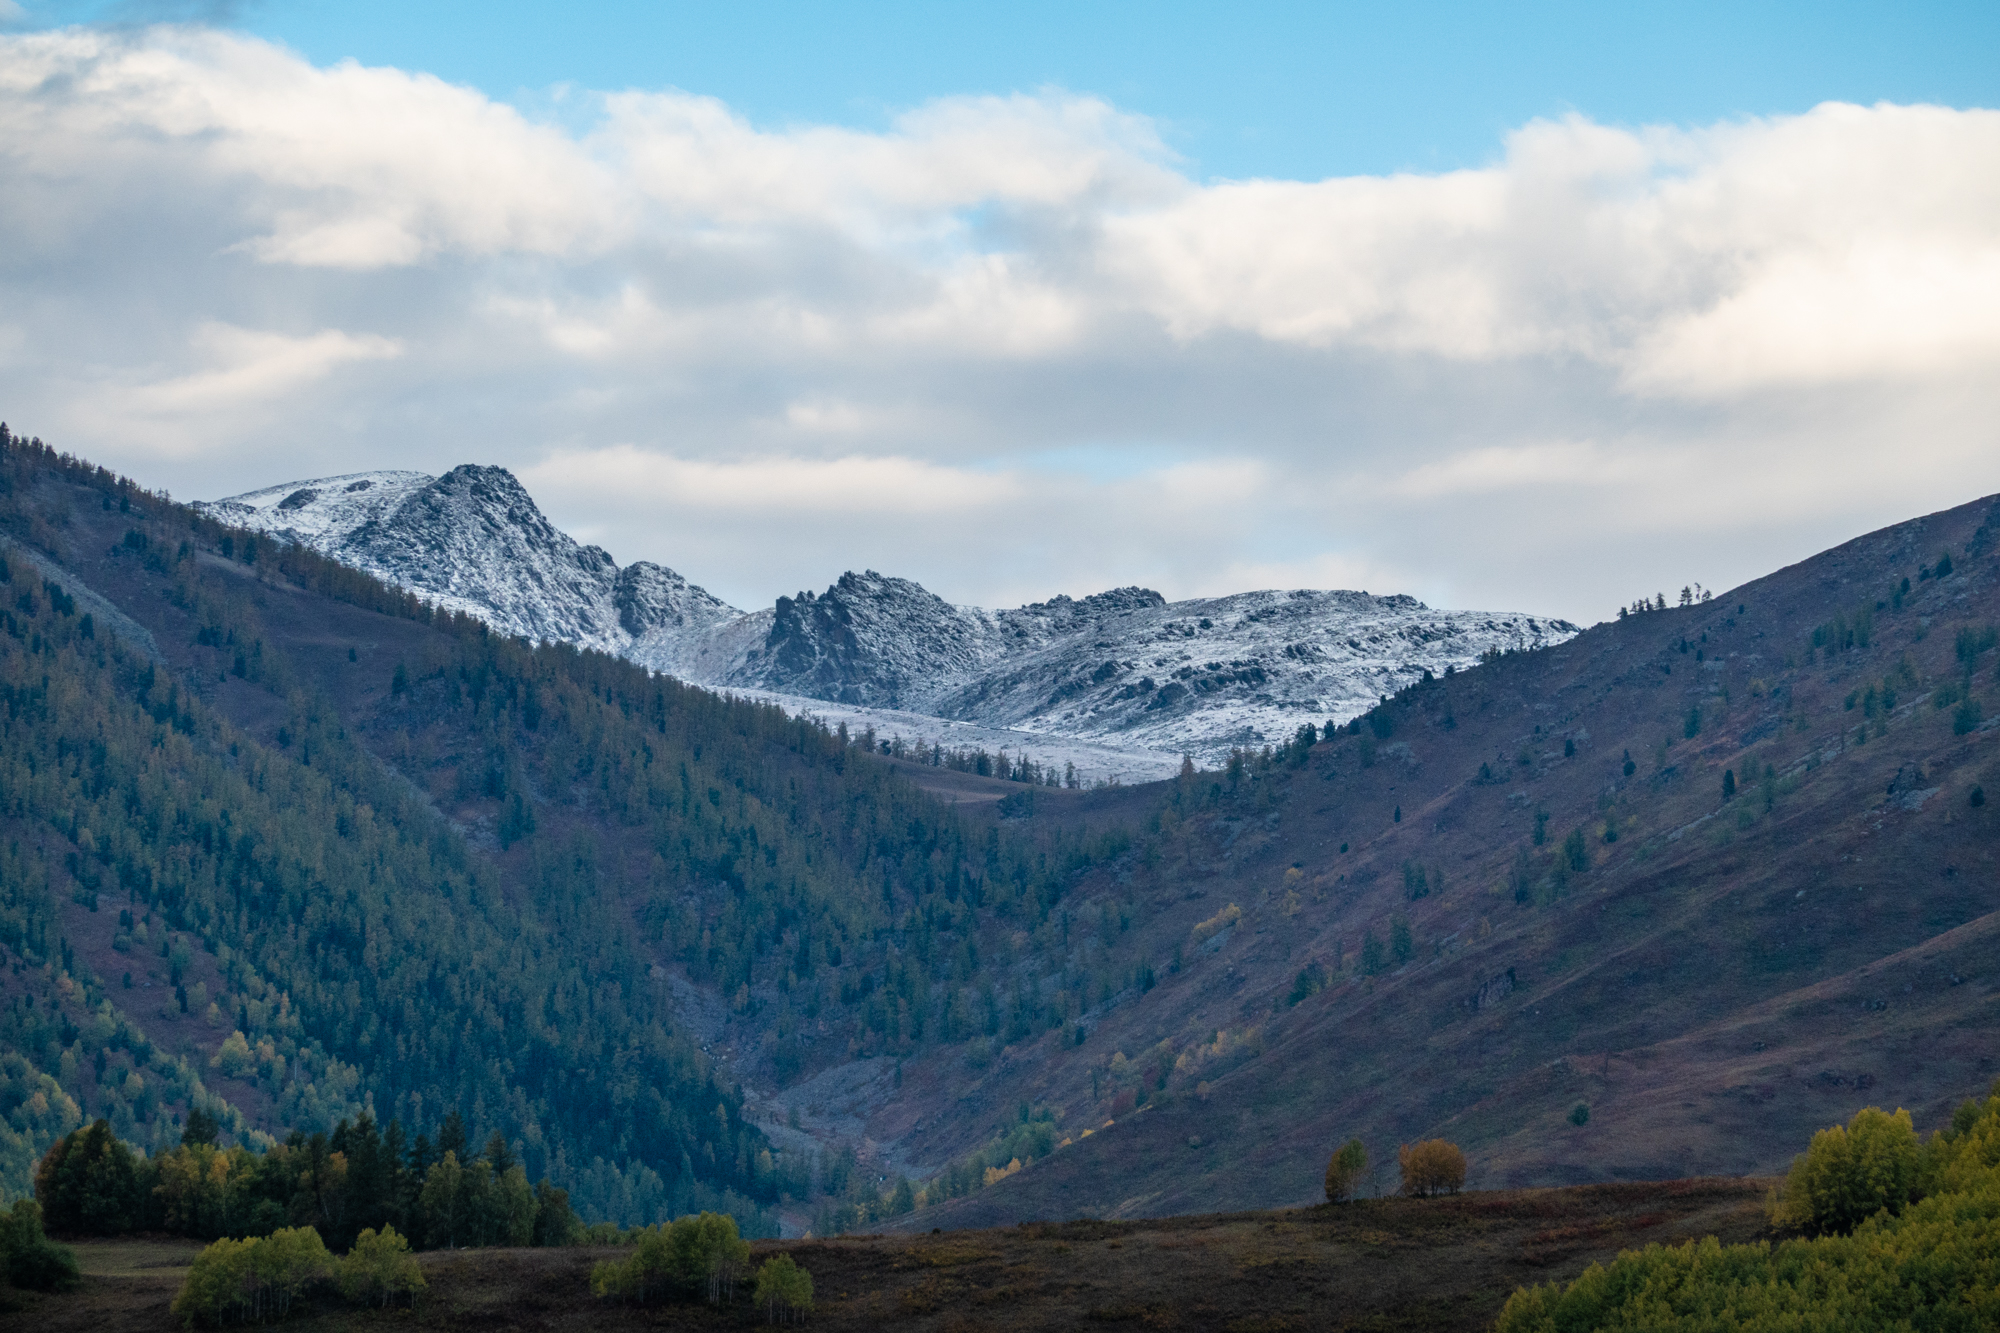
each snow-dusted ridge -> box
[199,468,1579,769]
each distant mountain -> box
[198,467,743,676]
[201,470,1579,762]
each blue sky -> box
[19,1,2000,179]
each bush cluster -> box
[1497,1083,2000,1331]
[171,1227,332,1326]
[0,1198,78,1293]
[588,1211,752,1305]
[1398,1140,1467,1196]
[171,1223,423,1327]
[1767,1106,1924,1235]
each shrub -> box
[589,1212,751,1306]
[173,1236,255,1328]
[1390,916,1414,965]
[1569,1103,1590,1127]
[338,1225,425,1308]
[1768,1106,1924,1235]
[1324,1139,1367,1202]
[1497,1083,2000,1333]
[173,1227,332,1327]
[0,1199,79,1292]
[257,1227,335,1317]
[1398,1140,1466,1196]
[753,1253,814,1324]
[1190,903,1241,947]
[1360,931,1386,976]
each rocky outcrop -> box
[202,469,1579,764]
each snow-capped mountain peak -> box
[200,467,1579,767]
[197,466,745,669]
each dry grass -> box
[20,1177,1768,1332]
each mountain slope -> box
[0,430,1123,1231]
[201,471,1578,763]
[22,431,1997,1244]
[831,491,2000,1230]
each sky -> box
[0,4,1997,620]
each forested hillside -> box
[5,420,1996,1244]
[0,427,1127,1232]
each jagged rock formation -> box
[201,469,1579,763]
[198,467,743,675]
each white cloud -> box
[1625,244,2000,394]
[1386,442,1656,499]
[519,445,1025,516]
[0,28,1996,620]
[0,28,614,269]
[120,324,403,416]
[61,324,403,458]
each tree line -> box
[33,1107,581,1253]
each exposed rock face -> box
[202,469,1579,763]
[724,578,1573,760]
[198,467,743,670]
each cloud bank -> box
[1,26,1995,617]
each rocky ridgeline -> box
[201,469,1578,764]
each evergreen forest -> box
[0,427,1135,1235]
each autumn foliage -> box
[1397,1140,1466,1197]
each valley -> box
[0,425,1995,1256]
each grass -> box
[7,1237,205,1333]
[72,1237,207,1278]
[18,1177,1769,1331]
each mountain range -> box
[198,467,1579,767]
[3,424,1995,1245]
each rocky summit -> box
[201,467,1578,763]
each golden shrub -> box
[1397,1139,1466,1196]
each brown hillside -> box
[883,492,1999,1226]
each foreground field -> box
[16,1177,1769,1332]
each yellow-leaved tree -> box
[1324,1139,1367,1202]
[1397,1140,1466,1197]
